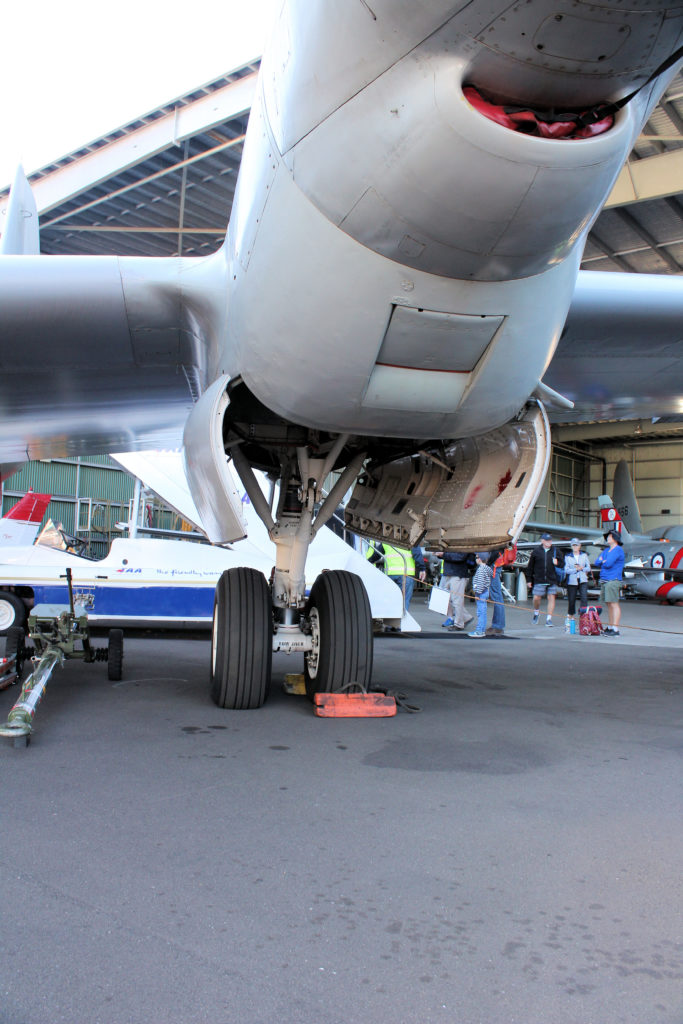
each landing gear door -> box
[182,375,247,544]
[346,402,551,551]
[425,402,551,549]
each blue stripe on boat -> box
[31,584,216,619]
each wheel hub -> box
[211,604,218,676]
[306,607,321,680]
[0,600,17,631]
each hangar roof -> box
[1,61,682,273]
[0,62,259,259]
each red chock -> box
[313,692,397,718]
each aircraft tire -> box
[0,591,26,636]
[304,570,373,700]
[210,568,272,709]
[107,629,124,681]
[5,626,26,682]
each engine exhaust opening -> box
[463,85,614,140]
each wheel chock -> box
[313,692,397,717]
[283,673,307,695]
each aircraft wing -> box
[626,561,683,578]
[0,253,225,463]
[110,451,208,537]
[545,271,683,424]
[523,521,606,543]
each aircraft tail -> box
[613,460,643,534]
[597,487,632,543]
[0,166,40,255]
[0,491,51,545]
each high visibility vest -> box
[366,542,415,576]
[365,543,378,562]
[381,543,414,576]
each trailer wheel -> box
[107,629,124,681]
[5,626,26,682]
[211,568,272,709]
[304,570,373,699]
[0,591,26,636]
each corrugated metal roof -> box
[13,63,258,258]
[582,69,683,274]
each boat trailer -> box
[0,569,123,747]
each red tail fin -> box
[4,491,51,523]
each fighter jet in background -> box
[604,462,683,603]
[1,2,683,705]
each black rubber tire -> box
[304,570,373,699]
[5,626,26,682]
[107,629,124,681]
[210,568,272,709]
[0,592,26,636]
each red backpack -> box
[579,605,603,636]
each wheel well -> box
[1,586,34,608]
[224,378,437,475]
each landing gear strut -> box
[208,438,372,709]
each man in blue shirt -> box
[595,529,625,636]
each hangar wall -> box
[588,442,683,533]
[0,458,181,557]
[7,446,681,552]
[529,446,592,528]
[530,440,683,536]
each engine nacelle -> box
[224,2,680,443]
[264,0,677,282]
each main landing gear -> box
[209,441,373,710]
[191,378,552,711]
[210,565,374,710]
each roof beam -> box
[40,134,244,227]
[0,72,257,217]
[553,420,683,443]
[605,148,683,208]
[42,226,225,234]
[584,229,637,272]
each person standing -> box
[563,538,592,631]
[366,541,426,610]
[435,550,475,630]
[595,529,625,636]
[468,552,494,638]
[527,533,560,626]
[487,543,517,636]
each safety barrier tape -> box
[406,575,683,636]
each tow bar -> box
[0,569,123,747]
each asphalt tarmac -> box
[1,596,681,1024]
